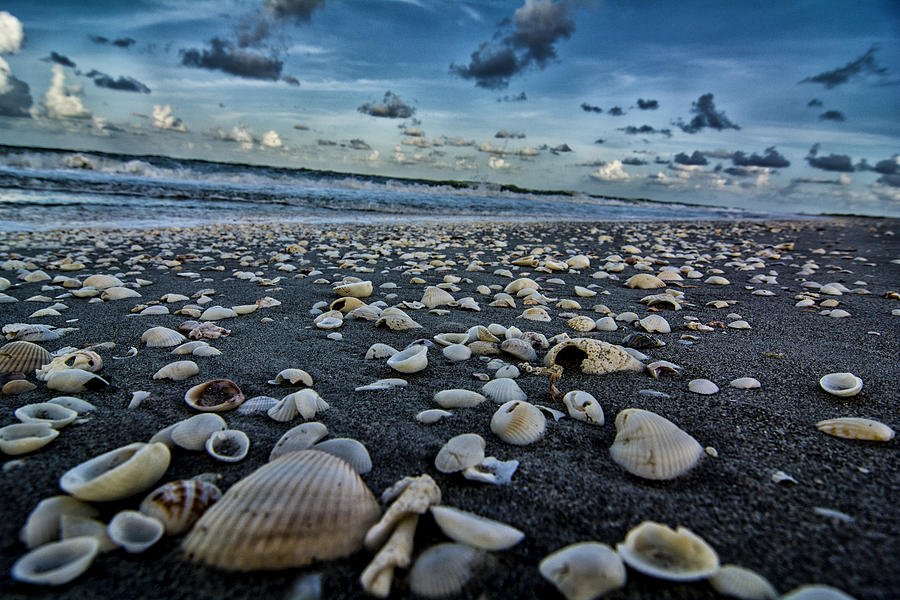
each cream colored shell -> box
[0,422,60,455]
[490,400,546,445]
[562,391,604,426]
[815,417,894,441]
[11,536,100,586]
[708,564,778,600]
[435,433,486,473]
[616,521,719,581]
[107,510,164,553]
[408,543,485,599]
[139,479,223,535]
[59,442,172,502]
[544,338,644,375]
[539,542,627,600]
[430,505,524,551]
[818,372,863,397]
[625,274,665,289]
[609,408,703,480]
[153,360,199,381]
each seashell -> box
[365,343,399,359]
[171,340,209,355]
[467,340,500,355]
[349,304,382,321]
[182,450,381,570]
[815,417,895,442]
[0,422,60,455]
[355,378,408,391]
[46,369,109,392]
[730,377,761,389]
[3,379,37,395]
[333,280,373,298]
[495,364,520,379]
[442,343,472,362]
[780,585,856,600]
[11,536,100,586]
[107,510,164,553]
[0,340,52,374]
[518,306,551,321]
[312,438,372,474]
[100,286,141,301]
[139,305,169,315]
[562,390,604,426]
[500,337,537,361]
[539,542,627,600]
[184,379,244,412]
[375,308,422,330]
[82,274,123,289]
[434,332,469,346]
[610,409,703,480]
[139,479,223,535]
[705,275,731,285]
[461,456,519,485]
[622,332,665,349]
[408,543,486,599]
[60,442,171,501]
[819,372,863,397]
[466,325,500,343]
[368,473,441,551]
[59,515,117,552]
[504,277,540,294]
[387,344,428,373]
[36,350,104,381]
[491,400,546,445]
[567,255,590,269]
[615,311,639,323]
[688,378,719,395]
[422,285,455,308]
[616,521,719,581]
[544,338,644,375]
[171,413,228,450]
[625,274,665,289]
[205,429,250,462]
[199,305,238,320]
[435,433,486,473]
[567,315,596,332]
[153,360,199,381]
[141,326,186,347]
[594,316,617,331]
[430,505,524,550]
[728,319,752,329]
[235,395,278,415]
[454,296,481,311]
[434,389,486,408]
[481,377,527,404]
[268,368,314,386]
[285,389,330,420]
[417,408,452,424]
[19,495,100,550]
[15,402,78,428]
[709,564,778,600]
[330,296,366,314]
[638,314,671,334]
[270,421,329,461]
[557,299,582,310]
[48,396,96,413]
[640,293,682,309]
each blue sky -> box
[1,1,899,214]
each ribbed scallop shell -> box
[139,479,223,535]
[312,438,372,474]
[59,442,172,502]
[182,450,380,570]
[0,341,52,374]
[609,409,703,480]
[141,326,187,347]
[539,542,627,600]
[409,543,486,599]
[815,417,895,441]
[11,536,100,586]
[481,378,527,404]
[430,505,524,551]
[544,338,644,375]
[616,521,719,581]
[235,395,278,415]
[491,400,546,445]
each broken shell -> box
[139,478,223,535]
[330,296,366,314]
[267,368,314,386]
[153,360,199,381]
[365,343,399,359]
[481,377,527,404]
[15,402,78,428]
[312,438,372,474]
[688,378,719,395]
[47,396,96,413]
[19,495,99,549]
[141,326,187,347]
[544,338,644,375]
[539,542,627,600]
[386,344,428,373]
[171,413,228,451]
[435,433,486,473]
[623,332,665,350]
[288,388,330,420]
[562,391,604,426]
[461,456,519,485]
[422,286,455,308]
[491,400,546,445]
[638,314,671,334]
[625,274,665,289]
[0,340,52,374]
[205,429,250,462]
[708,564,778,600]
[609,408,703,480]
[360,514,418,598]
[0,422,60,455]
[430,505,524,550]
[60,442,172,501]
[375,308,422,330]
[518,306,551,321]
[46,369,109,393]
[269,421,329,461]
[815,417,895,442]
[433,389,486,408]
[267,395,299,422]
[417,409,452,424]
[333,280,373,298]
[107,510,164,553]
[499,337,538,361]
[184,379,245,412]
[819,372,863,397]
[408,543,486,599]
[616,521,719,581]
[11,536,100,586]
[730,377,761,390]
[366,473,441,551]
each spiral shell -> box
[59,442,172,502]
[139,479,223,535]
[0,341,52,374]
[616,521,719,581]
[609,409,703,480]
[544,338,644,375]
[490,400,546,445]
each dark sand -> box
[0,217,898,599]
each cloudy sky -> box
[1,1,898,214]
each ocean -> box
[0,145,795,232]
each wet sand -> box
[1,217,898,599]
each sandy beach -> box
[1,217,898,600]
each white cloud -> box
[152,104,187,132]
[42,65,91,120]
[488,156,510,169]
[0,56,11,93]
[589,160,630,181]
[261,129,282,148]
[517,146,539,157]
[0,12,24,54]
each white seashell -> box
[417,409,452,424]
[422,285,455,308]
[728,319,752,329]
[481,377,527,404]
[11,536,100,586]
[333,280,373,298]
[59,442,172,501]
[171,413,228,450]
[539,542,627,600]
[59,515,117,553]
[286,389,330,420]
[594,316,618,331]
[365,343,399,359]
[205,429,250,462]
[815,417,895,442]
[688,378,719,395]
[312,438,372,474]
[235,395,278,415]
[518,306,551,321]
[100,286,141,301]
[780,585,856,600]
[430,505,524,550]
[267,368,314,386]
[609,409,703,480]
[639,314,671,334]
[46,369,109,392]
[442,343,472,362]
[139,478,223,535]
[386,344,428,373]
[409,543,486,598]
[705,276,730,285]
[19,495,100,549]
[567,315,595,332]
[82,274,123,289]
[270,421,329,461]
[616,521,719,581]
[15,402,78,429]
[709,564,778,600]
[141,326,186,347]
[171,341,209,355]
[771,470,798,484]
[491,400,546,445]
[495,364,520,379]
[375,309,423,330]
[29,307,61,318]
[461,456,519,485]
[354,378,408,391]
[47,396,96,413]
[199,305,237,321]
[433,389,485,408]
[434,332,469,346]
[153,360,199,381]
[625,274,665,289]
[730,377,761,389]
[0,422,60,455]
[191,344,222,357]
[536,404,566,421]
[499,337,537,361]
[107,510,164,553]
[139,305,169,316]
[435,433,486,473]
[562,391,604,426]
[819,372,863,397]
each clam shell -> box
[688,378,719,395]
[481,377,527,404]
[139,479,223,535]
[442,343,472,362]
[539,542,627,600]
[417,409,452,424]
[59,442,172,502]
[386,344,428,373]
[430,505,524,550]
[815,417,895,442]
[781,585,856,600]
[422,285,455,308]
[19,495,100,549]
[3,379,37,395]
[562,390,604,426]
[495,364,520,379]
[433,389,485,408]
[609,408,703,480]
[11,536,100,586]
[107,510,164,553]
[730,377,761,390]
[47,396,96,413]
[0,422,60,455]
[312,438,372,474]
[409,543,486,599]
[490,400,546,445]
[182,450,381,570]
[235,395,278,415]
[819,372,863,397]
[499,337,537,361]
[269,421,329,461]
[267,368,314,386]
[0,340,52,374]
[59,515,117,552]
[616,521,719,581]
[171,413,228,450]
[709,564,778,600]
[153,360,199,381]
[435,433,486,473]
[184,379,244,412]
[46,369,109,393]
[287,388,330,420]
[141,326,187,347]
[171,341,210,355]
[518,306,551,321]
[15,402,78,428]
[333,280,373,298]
[205,429,250,462]
[544,338,644,375]
[638,314,671,334]
[267,394,299,422]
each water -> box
[0,145,795,232]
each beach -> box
[1,216,898,600]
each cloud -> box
[495,129,525,139]
[357,91,415,118]
[807,98,823,107]
[621,157,647,166]
[318,139,337,146]
[517,146,539,157]
[44,51,76,68]
[877,173,900,188]
[181,37,283,80]
[732,146,790,168]
[589,160,629,182]
[0,57,31,116]
[293,124,310,130]
[549,143,571,154]
[806,144,853,172]
[450,0,575,89]
[618,124,672,137]
[702,148,733,159]
[152,104,186,131]
[783,175,851,195]
[261,129,283,148]
[636,98,658,110]
[724,165,771,177]
[282,75,300,86]
[266,0,326,21]
[497,92,527,102]
[580,102,602,113]
[594,138,604,144]
[799,45,891,88]
[873,156,900,175]
[675,93,739,133]
[41,65,91,119]
[88,35,136,48]
[349,138,370,150]
[0,11,24,54]
[210,125,254,148]
[674,151,708,166]
[819,110,845,121]
[84,70,151,93]
[607,106,625,116]
[488,156,511,169]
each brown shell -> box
[139,479,223,535]
[184,379,245,412]
[182,450,380,570]
[0,341,52,375]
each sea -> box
[0,145,796,232]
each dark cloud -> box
[495,130,525,139]
[43,52,76,68]
[618,125,672,138]
[674,151,708,166]
[266,0,326,21]
[450,0,575,89]
[819,110,845,121]
[873,157,899,175]
[497,92,527,102]
[349,139,371,150]
[732,146,790,168]
[0,75,32,117]
[541,143,572,154]
[89,35,109,44]
[89,35,136,48]
[799,44,891,88]
[877,173,900,187]
[621,157,647,166]
[806,144,854,172]
[293,124,310,130]
[724,166,772,177]
[807,98,823,107]
[654,157,670,165]
[85,70,151,93]
[574,160,606,167]
[181,37,283,80]
[236,18,271,48]
[593,139,604,144]
[317,139,337,146]
[580,102,602,113]
[357,91,415,118]
[675,93,739,133]
[636,98,658,110]
[282,75,300,86]
[608,106,625,116]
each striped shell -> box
[182,450,380,570]
[312,438,372,474]
[139,479,223,535]
[545,338,644,375]
[141,326,187,347]
[609,409,703,480]
[270,422,329,461]
[481,377,527,404]
[409,543,486,599]
[616,521,719,581]
[815,417,895,442]
[0,341,52,374]
[567,315,596,332]
[235,395,278,416]
[491,400,546,445]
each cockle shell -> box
[11,536,100,586]
[153,360,199,381]
[708,564,778,600]
[205,429,250,462]
[539,542,627,600]
[609,409,703,480]
[333,280,373,298]
[435,433,486,473]
[107,510,164,553]
[562,391,604,426]
[139,479,223,535]
[408,543,486,599]
[312,438,372,474]
[235,395,278,415]
[0,340,52,374]
[567,315,596,332]
[616,521,719,581]
[387,344,428,373]
[422,286,455,308]
[499,337,537,361]
[0,422,60,454]
[171,413,228,451]
[544,338,644,375]
[60,442,172,501]
[638,314,671,334]
[141,326,187,347]
[269,421,329,461]
[182,450,381,570]
[819,372,863,397]
[434,389,486,408]
[430,505,524,550]
[491,400,546,445]
[815,417,895,442]
[46,369,109,393]
[15,402,78,428]
[19,495,100,549]
[625,274,665,289]
[184,379,245,412]
[267,368,314,386]
[481,377,527,404]
[287,388,330,420]
[688,378,719,395]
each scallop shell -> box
[182,450,381,570]
[408,543,486,599]
[11,536,100,586]
[287,388,330,420]
[544,338,644,375]
[171,413,228,450]
[312,438,372,474]
[139,479,223,535]
[235,395,278,415]
[625,274,665,289]
[499,337,537,361]
[387,344,428,373]
[205,429,250,462]
[15,402,78,428]
[333,280,373,298]
[0,422,60,454]
[45,369,109,393]
[141,326,187,347]
[269,421,329,461]
[539,542,627,600]
[609,408,703,480]
[562,391,604,426]
[19,495,100,549]
[267,394,299,422]
[709,564,778,600]
[491,400,546,445]
[107,510,164,553]
[434,389,486,408]
[819,372,863,397]
[267,368,314,386]
[616,521,719,581]
[815,417,895,442]
[422,286,455,308]
[638,314,671,334]
[481,377,527,404]
[435,433,486,473]
[184,379,245,412]
[567,315,596,332]
[688,378,719,395]
[430,505,524,551]
[59,442,172,502]
[0,340,52,374]
[153,360,199,381]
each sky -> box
[0,0,899,215]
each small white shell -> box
[430,505,524,551]
[107,510,164,553]
[435,433,486,473]
[539,542,627,600]
[288,388,330,420]
[205,429,250,462]
[171,414,228,451]
[433,389,485,408]
[59,442,172,502]
[442,343,472,362]
[416,409,452,424]
[0,422,60,455]
[386,344,428,373]
[594,316,617,331]
[267,368,314,386]
[562,390,604,426]
[312,438,372,474]
[14,402,78,429]
[365,343,399,359]
[11,536,100,586]
[461,456,519,485]
[47,396,96,413]
[141,326,187,347]
[815,417,895,442]
[199,305,237,320]
[688,378,719,395]
[616,521,720,581]
[709,564,778,600]
[780,585,856,600]
[46,369,109,393]
[495,364,520,379]
[19,495,100,549]
[153,360,199,381]
[819,372,863,397]
[269,421,329,461]
[235,395,278,415]
[639,314,671,334]
[408,543,486,599]
[481,377,527,404]
[730,377,761,390]
[490,400,546,445]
